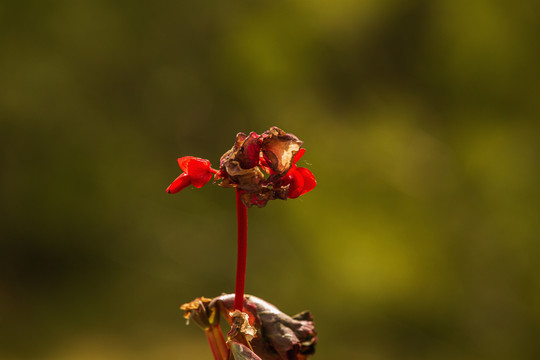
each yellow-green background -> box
[1,1,539,359]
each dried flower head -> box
[180,296,216,329]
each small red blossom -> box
[166,156,217,194]
[276,149,317,199]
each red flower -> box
[166,156,217,194]
[276,149,317,199]
[166,127,316,206]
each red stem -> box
[205,330,221,360]
[211,326,229,360]
[234,188,248,311]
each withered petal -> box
[261,127,303,176]
[219,132,246,170]
[240,187,288,208]
[219,132,264,191]
[237,132,261,170]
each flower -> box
[217,127,316,207]
[166,127,317,207]
[166,156,217,194]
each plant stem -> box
[234,188,248,311]
[211,326,229,360]
[205,330,221,360]
[205,323,229,360]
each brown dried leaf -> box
[211,294,317,360]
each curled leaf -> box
[211,294,318,360]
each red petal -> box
[287,171,305,199]
[187,158,213,188]
[177,156,197,172]
[292,148,305,165]
[166,173,191,194]
[297,167,316,195]
[283,149,304,176]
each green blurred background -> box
[1,0,539,359]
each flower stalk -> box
[209,326,229,360]
[235,188,248,311]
